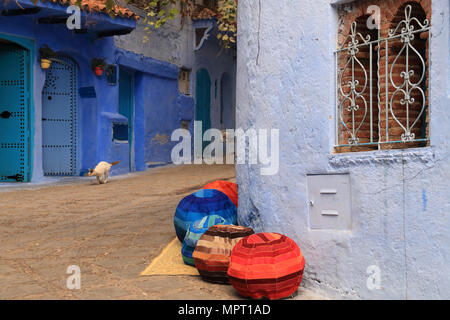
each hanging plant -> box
[91,58,106,76]
[39,44,56,69]
[105,64,117,85]
[216,0,237,49]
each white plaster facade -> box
[236,0,449,299]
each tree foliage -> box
[216,0,237,48]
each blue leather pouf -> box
[174,189,237,242]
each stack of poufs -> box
[173,188,237,242]
[181,215,231,266]
[227,233,305,300]
[173,181,306,299]
[193,224,254,283]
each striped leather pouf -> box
[227,233,305,300]
[203,180,238,207]
[174,189,237,242]
[193,225,254,284]
[181,215,231,266]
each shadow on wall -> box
[239,199,265,233]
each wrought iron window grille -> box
[334,5,430,151]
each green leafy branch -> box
[123,0,237,48]
[216,0,237,49]
[141,0,180,43]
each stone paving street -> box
[0,165,323,300]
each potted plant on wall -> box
[39,45,56,69]
[105,64,117,85]
[91,58,106,76]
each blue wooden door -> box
[42,56,78,176]
[0,42,30,182]
[118,68,134,171]
[195,68,211,151]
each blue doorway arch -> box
[0,39,32,182]
[42,55,79,176]
[195,68,211,151]
[220,72,235,129]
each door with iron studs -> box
[0,42,30,182]
[42,56,78,176]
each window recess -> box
[334,3,430,152]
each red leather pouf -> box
[227,232,305,300]
[203,180,238,207]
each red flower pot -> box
[94,66,104,76]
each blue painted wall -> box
[115,16,237,163]
[220,72,235,130]
[192,22,237,132]
[144,75,179,163]
[0,7,194,181]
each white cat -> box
[87,161,120,184]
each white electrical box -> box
[307,174,352,230]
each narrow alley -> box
[0,164,321,299]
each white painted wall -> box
[236,0,449,299]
